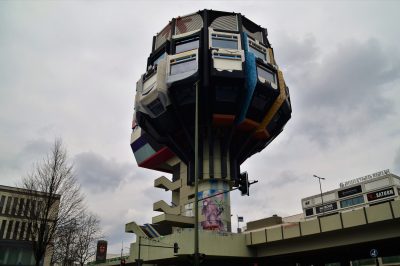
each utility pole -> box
[194,82,200,266]
[313,175,326,216]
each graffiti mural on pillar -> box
[199,180,229,231]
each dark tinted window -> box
[11,197,18,215]
[4,197,12,214]
[18,198,24,216]
[19,222,26,240]
[5,220,13,239]
[0,196,5,214]
[147,98,165,117]
[12,221,19,240]
[305,208,314,216]
[0,220,6,239]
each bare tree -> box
[20,139,84,266]
[74,213,102,266]
[51,212,102,266]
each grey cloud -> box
[0,138,53,179]
[275,33,320,69]
[394,147,400,174]
[266,171,304,188]
[286,38,400,147]
[74,152,140,192]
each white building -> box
[301,169,400,218]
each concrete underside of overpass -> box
[253,220,400,266]
[133,221,400,266]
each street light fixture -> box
[313,174,325,216]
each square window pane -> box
[176,38,199,54]
[249,46,267,61]
[170,59,197,75]
[212,38,238,49]
[257,66,276,84]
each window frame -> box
[169,54,197,76]
[256,64,276,85]
[209,29,241,50]
[174,36,200,54]
[248,38,269,62]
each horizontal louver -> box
[155,23,172,50]
[210,14,238,32]
[175,13,203,35]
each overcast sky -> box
[1,0,399,255]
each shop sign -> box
[338,185,362,198]
[316,202,338,214]
[340,169,390,188]
[367,188,394,202]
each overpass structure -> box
[90,199,400,265]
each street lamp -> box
[237,215,244,233]
[313,174,325,216]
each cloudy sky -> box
[1,0,399,255]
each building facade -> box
[0,185,59,266]
[301,169,400,219]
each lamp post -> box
[237,215,244,233]
[313,174,325,216]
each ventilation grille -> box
[147,98,165,117]
[155,23,172,50]
[210,14,238,32]
[243,25,263,43]
[175,13,203,35]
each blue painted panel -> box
[131,135,147,152]
[236,33,257,124]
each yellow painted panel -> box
[366,202,393,223]
[256,70,287,133]
[251,229,267,244]
[391,200,400,218]
[266,226,282,242]
[268,48,276,65]
[342,209,367,228]
[320,214,342,232]
[300,219,320,236]
[282,223,301,239]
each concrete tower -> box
[129,9,291,237]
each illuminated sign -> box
[316,202,338,214]
[367,188,394,202]
[96,240,107,262]
[339,169,390,188]
[338,185,362,198]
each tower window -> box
[211,34,238,49]
[257,66,276,84]
[175,37,199,54]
